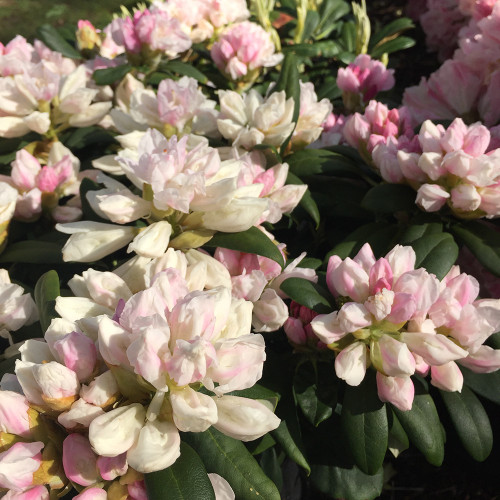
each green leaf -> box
[34,270,60,333]
[393,392,444,466]
[182,428,280,500]
[204,227,284,268]
[286,149,357,177]
[461,366,500,405]
[271,420,311,475]
[369,18,415,50]
[36,24,81,59]
[439,386,492,462]
[145,442,215,500]
[293,361,338,427]
[301,10,320,41]
[310,464,383,500]
[341,21,356,52]
[361,184,417,214]
[316,0,351,39]
[451,221,500,276]
[0,355,20,378]
[228,384,280,409]
[340,373,388,475]
[162,61,209,84]
[399,222,443,244]
[279,277,332,314]
[387,409,409,458]
[370,36,416,59]
[272,53,300,125]
[93,64,133,86]
[259,448,283,492]
[282,41,342,58]
[411,232,459,279]
[286,172,319,226]
[0,241,64,264]
[327,222,396,261]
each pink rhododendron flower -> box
[311,243,500,410]
[211,21,282,81]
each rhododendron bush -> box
[1,0,500,498]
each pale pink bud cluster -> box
[337,54,395,104]
[309,113,347,149]
[0,144,81,222]
[109,74,218,137]
[310,243,500,411]
[372,117,500,218]
[102,8,191,59]
[284,301,320,347]
[211,21,283,81]
[404,4,500,127]
[217,89,295,149]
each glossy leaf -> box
[281,41,342,58]
[340,373,388,475]
[369,18,415,49]
[286,172,320,227]
[361,184,417,214]
[399,222,443,244]
[271,420,311,475]
[370,36,416,59]
[440,386,492,462]
[287,149,357,177]
[461,366,500,405]
[162,61,209,84]
[145,442,215,500]
[451,222,500,277]
[34,270,60,332]
[0,241,64,264]
[387,409,409,458]
[280,277,332,314]
[259,448,283,492]
[293,361,338,427]
[411,232,458,279]
[301,10,320,42]
[36,24,80,59]
[93,64,133,86]
[393,392,444,466]
[310,464,384,500]
[182,428,280,500]
[204,227,284,268]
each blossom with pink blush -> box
[0,441,43,491]
[0,390,32,438]
[62,434,98,486]
[376,372,414,411]
[211,21,282,81]
[73,488,107,500]
[3,485,49,500]
[337,54,395,105]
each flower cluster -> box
[311,243,500,411]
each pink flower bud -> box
[430,361,463,392]
[62,434,98,486]
[335,341,368,386]
[0,441,43,491]
[0,390,32,438]
[376,372,414,411]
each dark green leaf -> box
[341,373,388,475]
[0,241,64,264]
[282,41,342,58]
[247,433,276,456]
[287,149,357,177]
[34,270,60,333]
[182,428,281,500]
[440,386,492,462]
[341,21,356,52]
[279,277,332,314]
[205,227,284,268]
[0,355,19,378]
[162,61,209,84]
[259,448,283,492]
[228,384,279,409]
[271,420,311,475]
[63,126,116,151]
[286,172,319,226]
[361,184,417,214]
[451,221,500,277]
[387,409,409,457]
[370,36,416,59]
[369,18,415,49]
[145,442,215,500]
[293,361,338,427]
[36,24,81,59]
[93,64,133,86]
[393,392,444,466]
[301,10,320,41]
[326,222,395,261]
[399,222,443,244]
[461,366,500,405]
[411,233,459,279]
[310,464,384,500]
[316,0,351,39]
